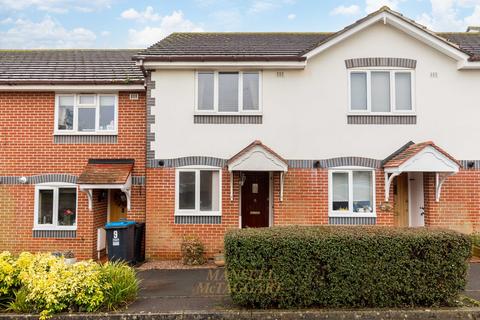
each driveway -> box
[126,263,480,313]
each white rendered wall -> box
[150,22,480,161]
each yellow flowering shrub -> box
[0,251,138,319]
[0,252,15,298]
[13,252,105,319]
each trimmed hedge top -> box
[224,226,471,309]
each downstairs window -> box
[329,170,375,217]
[35,184,77,230]
[175,168,221,216]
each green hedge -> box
[224,226,471,308]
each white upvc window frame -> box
[54,93,119,135]
[194,71,263,115]
[347,68,416,115]
[328,167,376,218]
[175,166,222,216]
[33,182,78,231]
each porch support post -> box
[384,172,400,202]
[230,171,234,201]
[435,172,453,202]
[80,188,93,211]
[280,172,285,202]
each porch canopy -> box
[383,141,461,202]
[77,159,134,211]
[227,140,288,201]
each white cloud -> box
[101,30,110,36]
[365,0,404,13]
[120,6,161,22]
[287,13,296,20]
[0,16,96,48]
[248,0,296,14]
[417,0,480,31]
[127,10,203,48]
[330,4,361,15]
[0,0,111,13]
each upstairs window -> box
[56,94,117,134]
[349,70,414,113]
[196,71,261,113]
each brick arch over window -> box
[345,57,416,69]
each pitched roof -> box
[77,159,134,185]
[133,33,333,61]
[437,33,480,60]
[0,50,144,85]
[134,7,480,62]
[383,141,461,168]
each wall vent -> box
[129,93,139,100]
[276,71,285,78]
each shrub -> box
[225,226,471,309]
[100,261,139,311]
[471,233,480,247]
[181,236,206,265]
[0,252,138,319]
[12,252,104,318]
[0,252,15,305]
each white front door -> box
[408,172,425,227]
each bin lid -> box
[105,220,136,229]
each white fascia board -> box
[141,60,306,70]
[303,12,469,62]
[457,60,480,70]
[0,85,145,92]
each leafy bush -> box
[0,252,15,305]
[101,261,139,311]
[181,236,206,265]
[0,252,138,319]
[225,226,471,309]
[471,233,480,247]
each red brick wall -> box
[145,168,240,259]
[146,168,396,259]
[424,170,480,233]
[273,169,328,225]
[0,91,146,259]
[0,91,146,176]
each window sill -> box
[174,212,222,217]
[329,213,376,218]
[33,226,77,231]
[347,112,415,116]
[53,132,117,136]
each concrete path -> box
[466,263,480,300]
[126,263,480,313]
[126,268,234,313]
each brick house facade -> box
[2,8,480,261]
[137,7,480,259]
[0,51,146,260]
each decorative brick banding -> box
[345,57,417,69]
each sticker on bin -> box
[112,230,120,246]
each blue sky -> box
[0,0,480,49]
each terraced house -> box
[1,7,480,260]
[0,50,146,259]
